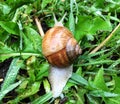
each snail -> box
[42,13,82,98]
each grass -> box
[0,0,120,104]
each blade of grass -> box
[0,52,41,57]
[1,57,23,91]
[71,73,88,86]
[88,49,110,57]
[32,92,52,104]
[77,60,113,66]
[0,81,21,101]
[108,59,120,69]
[69,0,75,34]
[89,90,119,97]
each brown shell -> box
[66,38,81,64]
[42,26,81,67]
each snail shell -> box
[42,26,82,67]
[41,13,82,98]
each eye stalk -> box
[53,12,67,27]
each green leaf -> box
[36,63,49,80]
[112,76,120,93]
[69,12,75,35]
[0,42,14,54]
[41,0,52,9]
[0,81,21,101]
[75,16,112,40]
[6,0,35,13]
[1,58,23,91]
[24,26,42,51]
[32,92,52,104]
[87,94,99,104]
[104,96,120,104]
[21,27,42,54]
[43,79,51,93]
[22,32,35,52]
[26,56,36,82]
[16,80,29,93]
[94,0,105,8]
[104,76,120,104]
[0,43,14,61]
[0,21,19,35]
[69,0,75,34]
[93,68,109,91]
[91,17,112,33]
[75,16,92,40]
[0,31,9,42]
[0,3,11,15]
[71,73,88,86]
[79,60,113,66]
[110,16,120,22]
[89,90,119,97]
[16,82,40,102]
[108,59,120,70]
[64,81,75,90]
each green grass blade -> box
[0,81,21,101]
[1,57,23,91]
[77,60,113,66]
[71,73,88,86]
[32,92,52,104]
[69,12,75,34]
[89,90,119,97]
[69,0,75,34]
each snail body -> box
[42,13,82,98]
[48,65,73,98]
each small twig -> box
[34,16,45,38]
[90,23,120,54]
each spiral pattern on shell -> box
[42,26,82,67]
